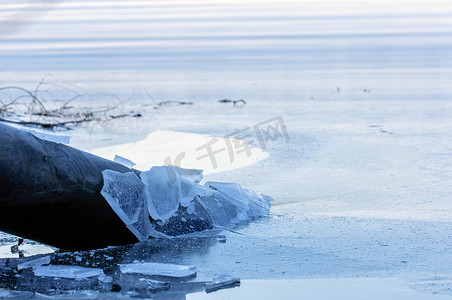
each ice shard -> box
[120,262,197,278]
[205,274,241,293]
[101,170,152,241]
[172,166,204,183]
[203,182,272,223]
[17,256,51,271]
[114,155,136,169]
[100,166,272,237]
[33,265,104,279]
[141,166,182,223]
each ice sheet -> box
[33,266,104,279]
[17,255,51,270]
[205,274,241,293]
[119,262,196,278]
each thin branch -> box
[156,100,193,106]
[218,99,246,106]
[0,86,48,114]
[144,88,159,107]
[0,116,93,129]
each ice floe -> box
[119,262,196,278]
[33,265,104,279]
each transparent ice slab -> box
[101,166,272,238]
[119,262,196,278]
[33,265,104,279]
[141,166,182,223]
[101,170,152,241]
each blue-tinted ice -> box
[101,170,153,241]
[141,166,183,223]
[119,262,196,278]
[101,166,272,239]
[33,265,104,279]
[114,155,136,169]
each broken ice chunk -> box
[140,166,182,223]
[180,178,213,207]
[119,262,196,278]
[114,155,136,169]
[204,182,272,222]
[172,166,203,183]
[17,255,51,270]
[0,291,10,298]
[150,201,213,236]
[101,170,152,241]
[36,291,101,299]
[98,275,113,283]
[100,166,272,238]
[194,193,244,226]
[139,278,170,292]
[205,274,241,293]
[33,265,104,279]
[126,205,153,242]
[182,182,272,228]
[101,170,144,225]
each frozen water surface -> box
[1,0,452,298]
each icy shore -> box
[1,0,451,298]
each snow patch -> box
[91,130,269,174]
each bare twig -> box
[0,75,137,130]
[145,88,193,108]
[218,99,246,106]
[0,86,48,114]
[0,116,93,129]
[156,100,193,106]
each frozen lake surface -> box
[1,0,451,298]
